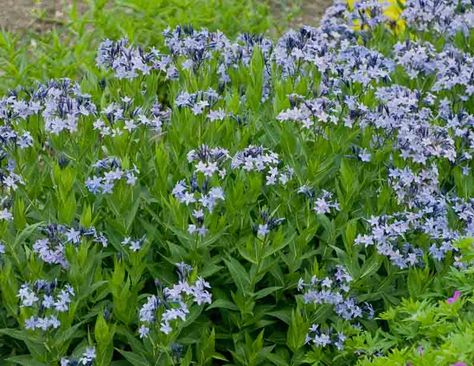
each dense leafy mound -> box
[1,0,474,365]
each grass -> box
[0,0,275,94]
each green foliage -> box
[0,1,474,365]
[357,260,474,366]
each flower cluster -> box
[355,214,426,268]
[93,2,474,107]
[277,95,339,131]
[273,18,352,77]
[363,85,456,165]
[452,197,474,231]
[164,26,229,72]
[336,45,395,87]
[0,158,25,221]
[273,26,319,77]
[93,98,171,137]
[138,263,212,338]
[347,0,388,29]
[18,279,74,331]
[231,145,293,185]
[173,145,228,236]
[33,224,108,268]
[388,165,439,208]
[0,94,40,121]
[41,80,97,134]
[98,26,277,100]
[393,40,437,79]
[0,124,34,149]
[432,46,474,100]
[298,186,341,215]
[186,145,229,178]
[175,89,220,117]
[402,0,474,36]
[313,190,340,215]
[2,0,474,362]
[173,180,224,237]
[165,25,273,96]
[254,210,285,238]
[354,161,474,267]
[298,265,374,349]
[121,236,146,252]
[0,79,96,134]
[97,38,177,80]
[306,325,347,350]
[85,157,138,194]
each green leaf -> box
[95,313,110,344]
[13,223,43,250]
[116,350,149,366]
[287,310,308,353]
[253,286,282,300]
[5,355,47,366]
[264,352,289,366]
[0,329,42,344]
[180,347,192,366]
[52,321,86,348]
[224,257,250,294]
[359,254,383,279]
[339,158,356,196]
[207,298,239,311]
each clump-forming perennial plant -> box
[1,0,474,364]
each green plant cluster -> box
[0,0,474,365]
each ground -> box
[0,0,74,32]
[0,0,333,33]
[283,0,333,28]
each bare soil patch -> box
[270,0,334,32]
[290,0,333,27]
[0,0,78,33]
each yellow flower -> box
[384,0,406,32]
[347,0,406,33]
